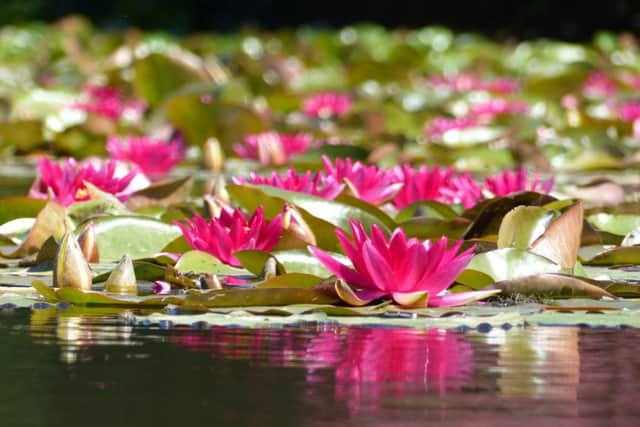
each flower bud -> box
[54,231,93,290]
[77,222,99,263]
[104,254,137,295]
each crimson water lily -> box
[483,167,554,197]
[309,220,496,307]
[425,116,477,139]
[619,102,640,138]
[302,92,352,119]
[582,71,617,98]
[233,132,315,165]
[322,156,402,205]
[391,164,482,209]
[470,99,528,118]
[233,168,344,199]
[429,73,519,94]
[175,206,282,267]
[106,135,186,180]
[74,85,145,120]
[29,157,141,207]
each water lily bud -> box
[77,222,99,263]
[54,231,93,290]
[203,137,224,172]
[282,204,317,246]
[199,273,222,290]
[105,254,137,295]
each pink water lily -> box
[233,168,344,199]
[470,99,528,118]
[233,132,315,165]
[440,172,484,208]
[425,116,477,139]
[483,167,554,197]
[106,135,186,180]
[175,206,282,267]
[322,156,402,205]
[74,85,145,120]
[309,220,495,307]
[619,102,640,138]
[302,92,352,119]
[582,71,617,98]
[392,164,473,209]
[429,73,519,94]
[29,157,140,207]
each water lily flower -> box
[106,135,186,180]
[175,206,282,267]
[470,99,528,119]
[619,102,640,138]
[440,172,484,209]
[425,116,477,139]
[233,168,344,200]
[29,157,141,207]
[429,73,519,94]
[391,165,453,209]
[322,156,402,205]
[302,92,352,119]
[233,132,315,165]
[74,85,145,120]
[309,220,494,307]
[582,71,617,98]
[483,167,554,197]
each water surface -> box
[1,307,639,426]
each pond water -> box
[1,307,639,427]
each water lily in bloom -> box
[74,85,145,120]
[309,220,495,307]
[440,172,484,209]
[425,116,477,139]
[322,156,402,205]
[106,135,186,180]
[175,206,282,267]
[581,71,617,98]
[233,132,315,165]
[470,99,528,119]
[429,73,519,94]
[29,157,140,207]
[483,167,554,197]
[302,92,352,119]
[392,165,453,209]
[233,168,344,200]
[619,102,640,138]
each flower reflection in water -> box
[173,325,474,414]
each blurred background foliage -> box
[2,0,640,40]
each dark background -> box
[2,0,640,40]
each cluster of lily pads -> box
[2,17,640,316]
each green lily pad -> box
[174,250,247,275]
[466,248,561,282]
[88,215,182,261]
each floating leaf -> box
[587,213,640,236]
[88,216,182,261]
[256,273,324,289]
[497,206,554,249]
[1,201,68,258]
[174,250,246,275]
[125,177,192,210]
[133,52,210,108]
[466,248,561,282]
[490,273,614,299]
[182,287,338,308]
[165,94,266,149]
[531,201,583,269]
[583,246,640,265]
[464,192,556,239]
